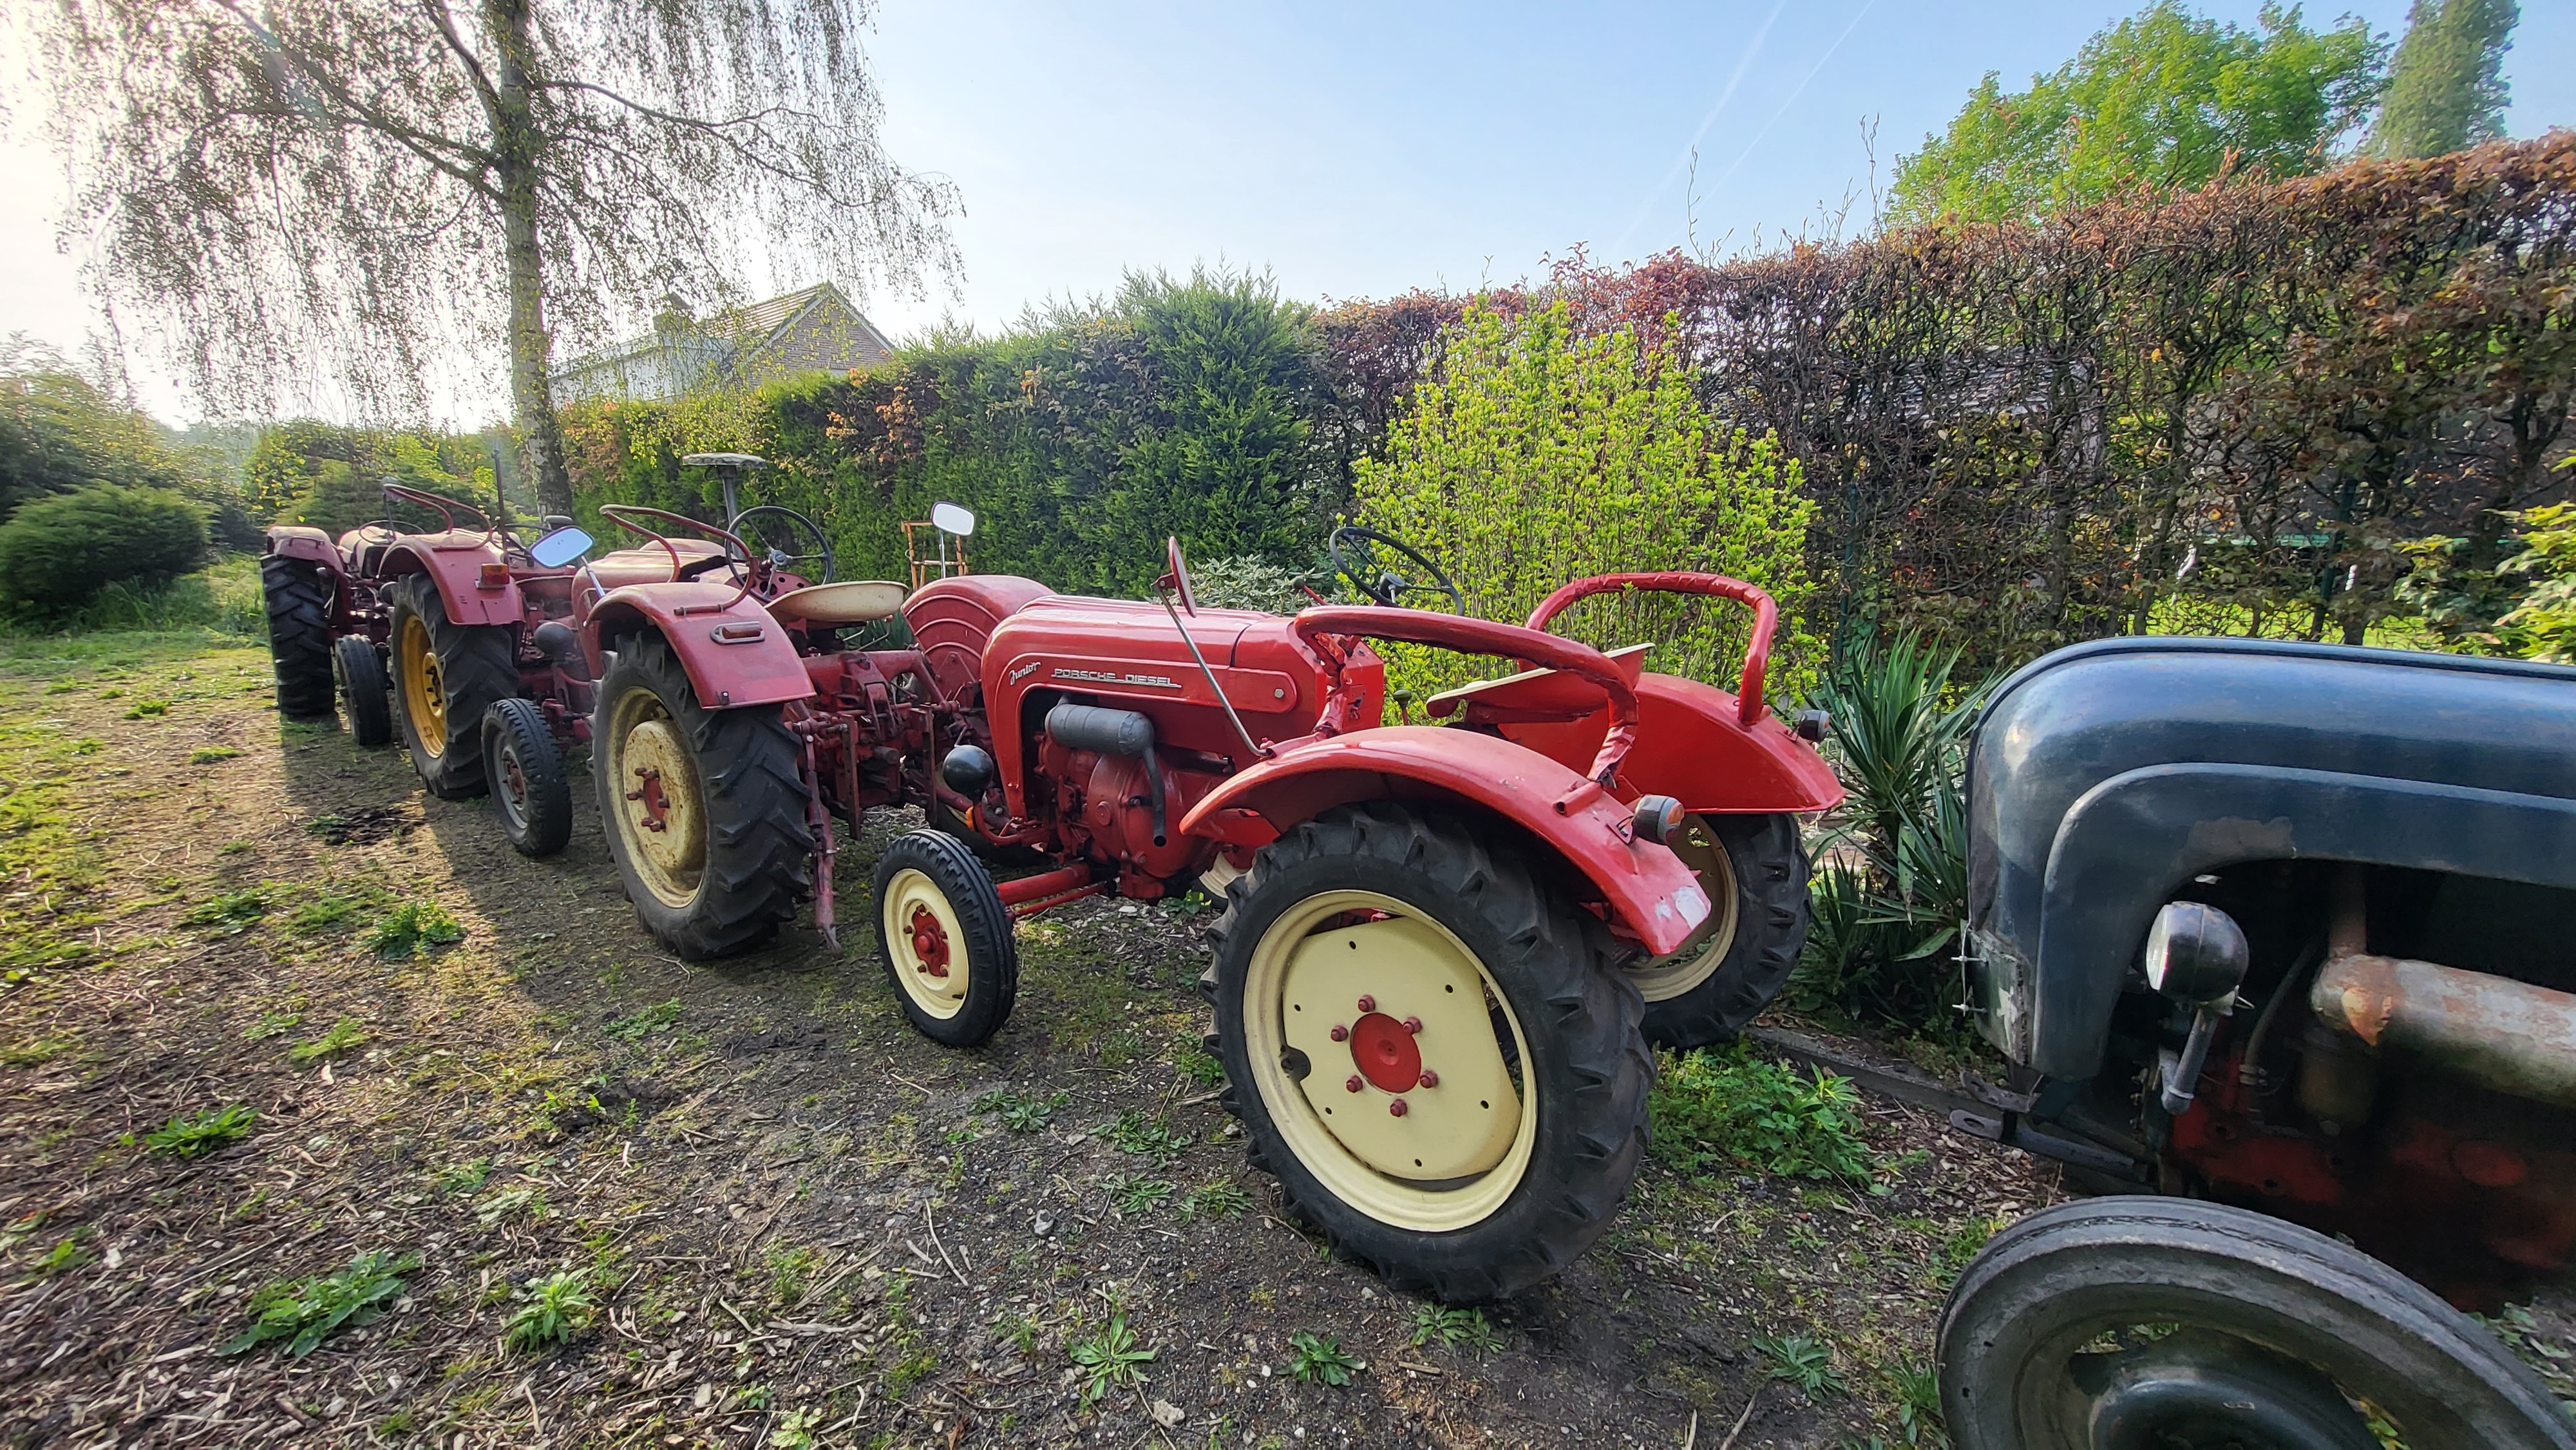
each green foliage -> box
[1409,1305,1503,1353]
[1172,1039,1227,1087]
[1103,1109,1193,1165]
[2497,502,2576,663]
[435,1157,493,1194]
[1283,1330,1359,1386]
[1647,1043,1875,1184]
[0,485,209,614]
[285,1016,367,1064]
[1889,2,2387,223]
[9,556,267,641]
[2365,0,2517,160]
[1187,553,1311,614]
[0,347,252,545]
[1752,1331,1848,1398]
[1350,299,1817,702]
[221,1249,420,1358]
[503,1269,596,1353]
[605,1000,684,1040]
[1884,1355,1949,1447]
[1108,1174,1175,1217]
[141,1104,256,1157]
[971,1088,1063,1133]
[1176,1180,1252,1223]
[368,899,463,958]
[1067,1312,1155,1405]
[179,887,270,934]
[245,420,513,539]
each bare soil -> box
[0,634,2221,1449]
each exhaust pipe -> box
[2311,952,2576,1110]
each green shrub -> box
[1188,553,1312,614]
[1648,1042,1874,1184]
[0,484,208,614]
[1349,299,1817,704]
[2498,502,2576,663]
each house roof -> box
[553,282,893,386]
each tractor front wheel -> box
[1208,802,1651,1303]
[389,576,516,799]
[592,633,811,959]
[1627,812,1810,1050]
[871,831,1018,1047]
[261,556,336,718]
[483,697,572,858]
[334,636,392,748]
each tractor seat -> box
[764,580,908,625]
[334,525,403,577]
[587,541,730,591]
[1425,643,1653,720]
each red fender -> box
[263,527,345,575]
[1175,726,1714,956]
[582,583,815,711]
[1468,673,1843,815]
[380,534,522,626]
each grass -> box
[1648,1042,1875,1185]
[242,1008,303,1041]
[1103,1108,1192,1165]
[1882,1355,1946,1447]
[1172,1039,1226,1087]
[177,887,269,934]
[765,1244,819,1307]
[1408,1304,1502,1353]
[221,1250,421,1358]
[285,1016,367,1064]
[139,1104,256,1157]
[187,746,242,764]
[435,1158,493,1194]
[368,899,463,959]
[0,1036,75,1068]
[605,1000,683,1040]
[1752,1331,1848,1398]
[1176,1181,1251,1223]
[972,1087,1063,1133]
[1284,1330,1359,1386]
[1067,1312,1155,1406]
[503,1270,596,1353]
[286,890,370,936]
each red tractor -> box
[505,474,1841,1299]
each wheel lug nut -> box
[1356,995,1375,1012]
[1329,1024,1349,1042]
[1402,1016,1422,1035]
[1388,1099,1408,1117]
[1418,1070,1439,1089]
[1344,1075,1363,1094]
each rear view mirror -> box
[530,525,594,569]
[931,502,976,538]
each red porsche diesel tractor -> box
[267,456,1843,1299]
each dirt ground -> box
[0,630,2358,1449]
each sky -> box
[0,0,2567,426]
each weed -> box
[503,1269,595,1353]
[217,839,249,854]
[972,1088,1063,1133]
[606,1000,683,1040]
[121,699,167,719]
[285,1016,366,1064]
[187,746,242,764]
[242,1009,303,1041]
[70,737,102,754]
[769,1408,822,1449]
[992,1309,1041,1355]
[1177,1181,1252,1223]
[1752,1332,1848,1398]
[287,892,366,936]
[178,888,268,934]
[30,1236,89,1276]
[1104,1108,1192,1165]
[1884,1355,1947,1447]
[0,1036,73,1067]
[368,899,463,959]
[1109,1175,1175,1217]
[766,1244,819,1306]
[475,1186,546,1225]
[1284,1330,1359,1386]
[1649,1042,1874,1185]
[1173,1039,1226,1087]
[1068,1312,1155,1406]
[1156,890,1209,921]
[1931,1217,2004,1289]
[435,1158,493,1194]
[140,1104,255,1157]
[1408,1304,1502,1353]
[221,1249,421,1358]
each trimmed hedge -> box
[0,484,208,613]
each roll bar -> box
[599,504,757,614]
[1523,572,1777,729]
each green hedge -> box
[0,484,209,614]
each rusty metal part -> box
[2311,950,2576,1109]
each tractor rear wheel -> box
[261,556,336,718]
[483,697,571,858]
[592,632,811,959]
[389,576,516,799]
[871,830,1018,1047]
[1938,1196,2576,1450]
[1627,813,1810,1050]
[334,636,392,748]
[1208,802,1651,1303]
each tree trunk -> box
[484,0,574,518]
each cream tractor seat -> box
[765,579,909,626]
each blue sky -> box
[0,0,2566,420]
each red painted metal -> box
[909,905,950,975]
[1523,572,1778,729]
[264,527,343,574]
[581,581,815,710]
[1472,673,1844,816]
[903,574,1056,702]
[996,864,1094,907]
[1173,726,1714,957]
[1350,1013,1422,1093]
[600,505,759,612]
[381,532,521,626]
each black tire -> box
[388,576,517,800]
[592,632,811,959]
[1937,1196,2576,1450]
[334,635,393,748]
[261,554,336,717]
[871,830,1018,1047]
[1631,813,1810,1049]
[483,697,572,858]
[1206,802,1652,1304]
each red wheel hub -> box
[908,905,951,977]
[626,765,670,831]
[1348,1012,1422,1094]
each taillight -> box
[477,563,509,590]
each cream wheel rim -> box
[1244,889,1535,1232]
[397,614,445,755]
[882,868,970,1019]
[1627,816,1739,1003]
[606,689,705,909]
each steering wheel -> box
[1330,525,1464,610]
[730,505,835,585]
